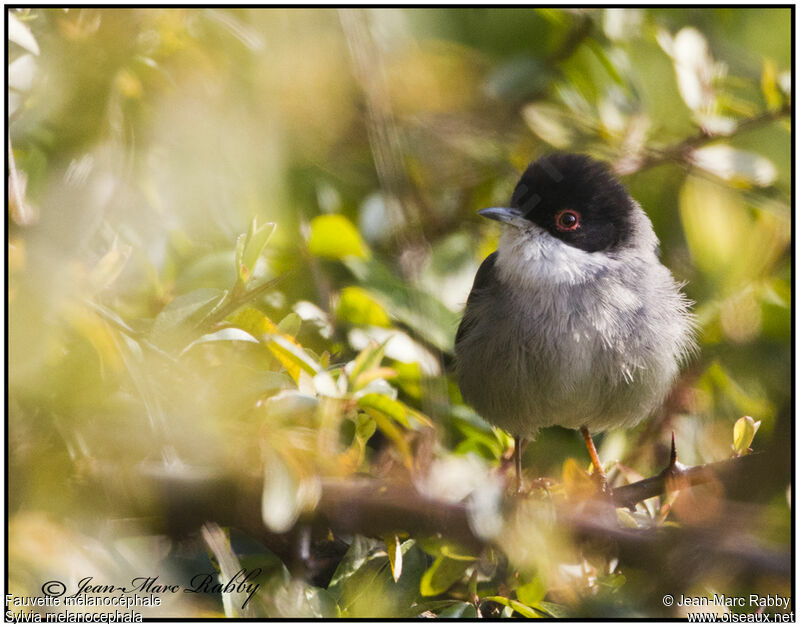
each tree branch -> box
[613,104,791,175]
[86,447,788,589]
[611,450,764,510]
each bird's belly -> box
[457,305,672,438]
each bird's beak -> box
[478,207,526,225]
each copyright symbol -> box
[663,594,674,606]
[42,581,66,597]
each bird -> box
[454,153,695,493]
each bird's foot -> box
[580,426,613,498]
[593,469,613,499]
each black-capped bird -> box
[455,154,695,491]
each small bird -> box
[455,153,695,492]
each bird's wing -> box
[455,251,498,347]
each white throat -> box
[494,224,613,289]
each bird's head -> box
[480,154,657,286]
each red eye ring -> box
[555,209,581,231]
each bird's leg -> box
[580,426,609,493]
[514,435,527,494]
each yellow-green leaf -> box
[405,406,434,429]
[307,214,369,260]
[761,59,783,111]
[733,415,761,456]
[516,576,546,606]
[362,408,412,468]
[483,596,542,618]
[337,286,391,327]
[266,334,322,383]
[533,601,569,618]
[420,556,470,597]
[236,219,276,284]
[353,367,397,391]
[229,308,285,344]
[349,340,389,386]
[357,394,410,428]
[277,312,302,338]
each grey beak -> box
[477,207,525,224]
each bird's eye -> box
[555,209,581,231]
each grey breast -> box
[455,252,691,437]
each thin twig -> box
[614,104,791,175]
[199,273,289,331]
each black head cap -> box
[511,154,636,253]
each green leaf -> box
[362,408,413,468]
[467,568,478,598]
[339,413,375,472]
[229,307,278,339]
[533,601,570,618]
[352,367,397,392]
[516,576,546,606]
[484,596,542,618]
[265,334,322,383]
[733,415,761,455]
[355,413,377,440]
[357,393,410,428]
[328,536,381,599]
[150,288,226,346]
[337,286,391,327]
[438,602,478,618]
[761,59,784,111]
[328,538,425,618]
[307,214,369,260]
[453,417,504,460]
[586,37,625,86]
[277,312,302,338]
[344,257,459,353]
[419,555,471,597]
[180,327,259,355]
[236,219,276,283]
[416,537,477,562]
[349,340,389,387]
[175,250,237,294]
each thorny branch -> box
[89,446,788,592]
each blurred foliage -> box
[8,7,791,619]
